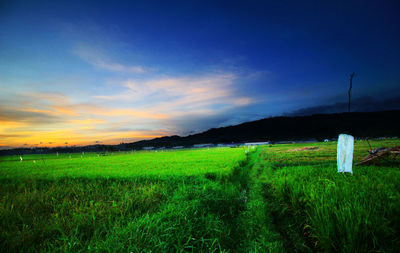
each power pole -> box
[348,72,355,112]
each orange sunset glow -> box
[0,73,253,149]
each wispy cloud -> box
[0,106,60,124]
[1,24,267,149]
[73,44,145,73]
[88,72,260,136]
[95,73,254,115]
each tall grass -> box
[1,140,399,252]
[0,148,256,252]
[259,139,400,252]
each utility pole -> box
[348,72,355,112]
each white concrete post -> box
[337,134,354,174]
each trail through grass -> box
[256,139,400,252]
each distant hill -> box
[1,110,399,155]
[123,110,400,149]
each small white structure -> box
[337,134,354,174]
[193,143,213,148]
[244,142,270,146]
[142,146,154,150]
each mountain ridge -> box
[1,110,399,155]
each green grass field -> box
[1,140,399,252]
[0,148,246,179]
[249,139,400,252]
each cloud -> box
[0,134,29,138]
[0,91,77,126]
[73,44,145,73]
[0,106,60,124]
[86,107,170,120]
[0,145,13,150]
[0,89,174,147]
[95,73,254,115]
[1,38,264,148]
[288,96,400,116]
[89,71,261,136]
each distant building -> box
[295,138,318,143]
[193,143,214,148]
[217,143,236,147]
[275,141,295,144]
[244,142,270,146]
[142,146,154,150]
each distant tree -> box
[348,72,355,112]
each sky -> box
[1,0,399,149]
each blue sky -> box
[1,0,399,147]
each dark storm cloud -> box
[288,96,400,116]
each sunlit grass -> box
[0,147,252,252]
[0,148,246,179]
